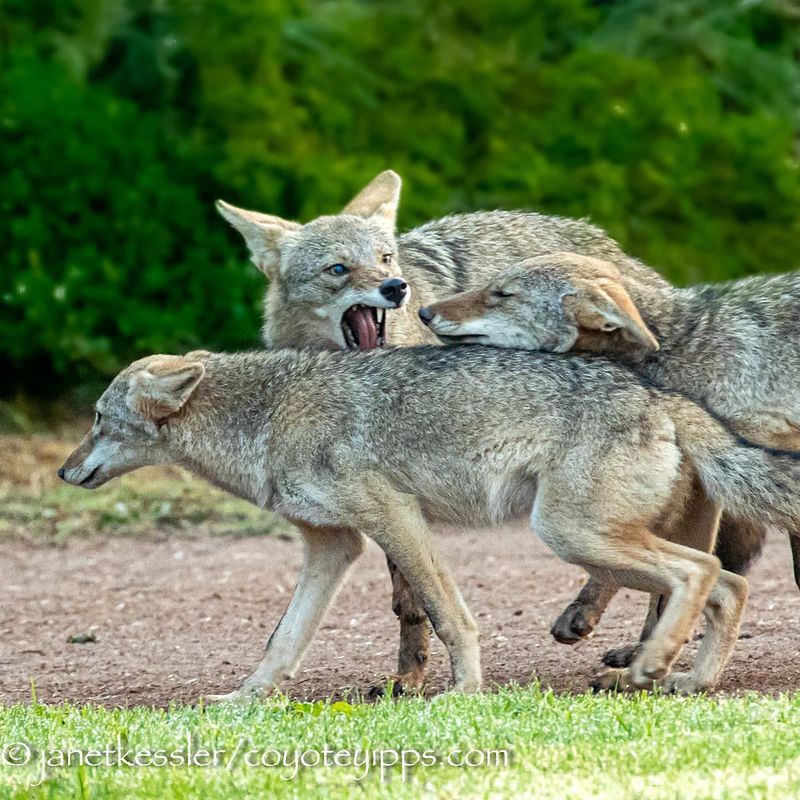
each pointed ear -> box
[566,279,659,352]
[341,170,401,232]
[216,200,301,278]
[185,349,212,360]
[128,358,205,421]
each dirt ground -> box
[1,525,798,707]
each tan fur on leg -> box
[208,525,365,702]
[353,478,481,693]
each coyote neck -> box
[262,282,305,350]
[617,277,752,387]
[164,360,281,507]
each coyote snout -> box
[423,255,659,354]
[418,289,502,346]
[58,432,108,488]
[58,355,206,490]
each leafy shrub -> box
[2,0,800,393]
[0,53,262,393]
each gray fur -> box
[424,251,800,660]
[62,345,771,695]
[218,174,766,688]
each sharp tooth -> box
[377,308,385,324]
[342,322,356,349]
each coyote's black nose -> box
[418,307,434,325]
[379,278,408,307]
[57,467,66,480]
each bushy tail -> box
[665,396,800,533]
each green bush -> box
[2,0,800,394]
[0,53,262,393]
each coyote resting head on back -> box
[419,252,660,356]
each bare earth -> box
[1,526,798,707]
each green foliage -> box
[0,52,261,392]
[2,0,800,392]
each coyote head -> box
[58,355,205,489]
[419,253,659,356]
[217,171,410,352]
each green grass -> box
[0,469,291,543]
[1,688,799,799]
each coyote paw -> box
[591,667,661,694]
[367,679,406,700]
[550,602,598,644]
[631,647,671,684]
[204,683,269,704]
[452,677,482,695]
[601,643,640,669]
[432,678,482,697]
[367,668,426,700]
[590,668,635,693]
[662,672,709,696]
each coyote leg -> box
[602,594,665,668]
[792,535,800,591]
[355,480,480,693]
[550,577,618,644]
[533,492,720,691]
[602,481,722,669]
[208,525,365,702]
[387,557,431,692]
[580,534,721,692]
[664,569,748,694]
[581,535,720,691]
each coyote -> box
[216,171,645,353]
[218,170,754,692]
[65,345,800,697]
[421,252,800,665]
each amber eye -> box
[382,253,393,265]
[492,289,514,299]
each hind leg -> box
[602,593,665,668]
[533,492,720,690]
[714,515,767,577]
[606,511,766,671]
[550,577,618,644]
[593,536,720,688]
[664,569,749,694]
[386,558,432,693]
[792,535,800,590]
[601,480,722,669]
[724,412,800,452]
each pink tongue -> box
[344,306,378,350]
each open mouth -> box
[79,465,101,487]
[341,305,387,351]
